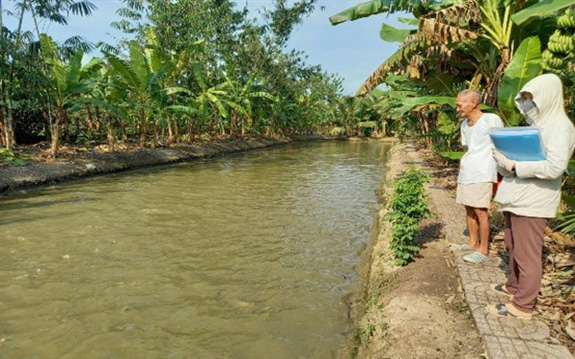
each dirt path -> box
[339,145,484,359]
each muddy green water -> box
[0,141,390,359]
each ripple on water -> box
[0,141,390,359]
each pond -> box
[0,141,391,359]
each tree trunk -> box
[421,114,432,149]
[166,113,174,146]
[87,105,95,131]
[74,117,80,140]
[107,115,115,152]
[139,108,147,147]
[51,107,65,157]
[95,107,102,132]
[230,111,237,138]
[63,114,70,143]
[151,120,158,149]
[381,119,387,137]
[188,118,196,143]
[483,48,511,107]
[120,120,128,143]
[173,116,179,143]
[1,0,25,150]
[43,109,52,143]
[0,104,14,149]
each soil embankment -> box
[339,144,484,359]
[0,136,327,194]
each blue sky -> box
[3,0,406,94]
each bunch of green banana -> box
[557,7,575,29]
[542,49,564,71]
[548,30,574,54]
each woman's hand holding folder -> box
[493,149,515,173]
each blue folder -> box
[489,127,546,161]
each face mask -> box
[520,100,539,125]
[521,99,537,113]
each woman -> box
[488,73,575,319]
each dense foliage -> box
[388,166,431,266]
[1,0,348,155]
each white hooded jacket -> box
[494,74,575,218]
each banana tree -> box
[164,65,230,140]
[39,34,95,156]
[105,40,159,147]
[81,65,129,151]
[144,29,204,145]
[191,63,232,137]
[223,73,278,137]
[1,0,97,150]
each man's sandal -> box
[462,251,489,263]
[491,284,514,299]
[486,303,532,320]
[449,243,475,252]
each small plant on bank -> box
[388,165,430,265]
[0,148,27,166]
[360,322,376,347]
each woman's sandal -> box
[491,283,514,299]
[486,303,532,320]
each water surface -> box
[0,141,390,358]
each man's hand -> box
[493,149,515,173]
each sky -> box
[3,0,407,94]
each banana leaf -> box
[390,96,455,116]
[66,50,84,91]
[437,112,456,135]
[555,211,575,234]
[380,23,414,42]
[498,36,542,126]
[566,159,575,176]
[398,17,418,26]
[329,0,433,25]
[129,41,150,92]
[562,194,575,210]
[106,54,140,90]
[166,105,200,116]
[440,151,464,160]
[358,121,378,128]
[511,0,575,25]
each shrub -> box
[388,165,430,265]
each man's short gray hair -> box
[457,89,481,103]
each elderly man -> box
[454,89,504,263]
